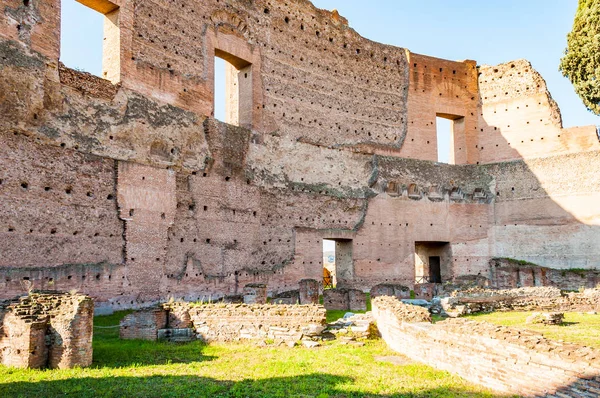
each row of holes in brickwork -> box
[266,70,403,119]
[412,62,473,76]
[265,95,401,135]
[4,226,116,237]
[183,203,258,218]
[8,273,122,282]
[0,179,114,200]
[483,88,541,100]
[266,105,400,143]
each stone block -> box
[243,284,267,304]
[120,308,167,341]
[323,288,366,311]
[370,284,411,300]
[299,279,320,305]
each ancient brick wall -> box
[488,151,600,270]
[0,0,599,310]
[373,297,600,397]
[189,303,326,342]
[0,292,94,369]
[119,308,167,341]
[478,60,600,163]
[400,54,479,164]
[490,258,600,290]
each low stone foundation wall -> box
[190,304,326,342]
[0,292,94,369]
[443,287,600,316]
[120,308,168,340]
[372,296,600,397]
[120,302,326,343]
[370,284,411,300]
[490,258,600,290]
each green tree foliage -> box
[559,0,600,115]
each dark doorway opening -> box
[429,256,442,283]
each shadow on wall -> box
[0,374,507,398]
[469,115,600,274]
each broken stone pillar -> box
[0,292,94,369]
[370,284,411,300]
[47,294,94,369]
[323,288,366,311]
[243,283,267,304]
[348,289,367,311]
[0,312,48,369]
[299,279,319,304]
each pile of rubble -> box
[525,312,565,325]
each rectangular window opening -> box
[214,50,253,128]
[60,0,120,83]
[436,116,453,164]
[322,239,336,289]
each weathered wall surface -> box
[478,60,600,163]
[0,292,94,369]
[488,151,600,270]
[373,297,600,397]
[0,0,599,309]
[400,54,479,164]
[120,303,326,343]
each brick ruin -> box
[120,301,327,343]
[0,1,599,315]
[372,296,600,397]
[0,292,94,369]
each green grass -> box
[0,311,502,398]
[464,311,600,349]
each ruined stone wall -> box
[400,53,479,164]
[0,0,598,309]
[0,292,94,369]
[490,258,600,290]
[373,297,600,397]
[120,303,326,343]
[190,303,326,342]
[478,60,600,163]
[488,151,600,270]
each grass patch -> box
[464,311,600,349]
[0,312,502,398]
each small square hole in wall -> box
[60,0,120,83]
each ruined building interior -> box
[1,0,599,313]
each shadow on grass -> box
[559,322,580,327]
[0,373,508,398]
